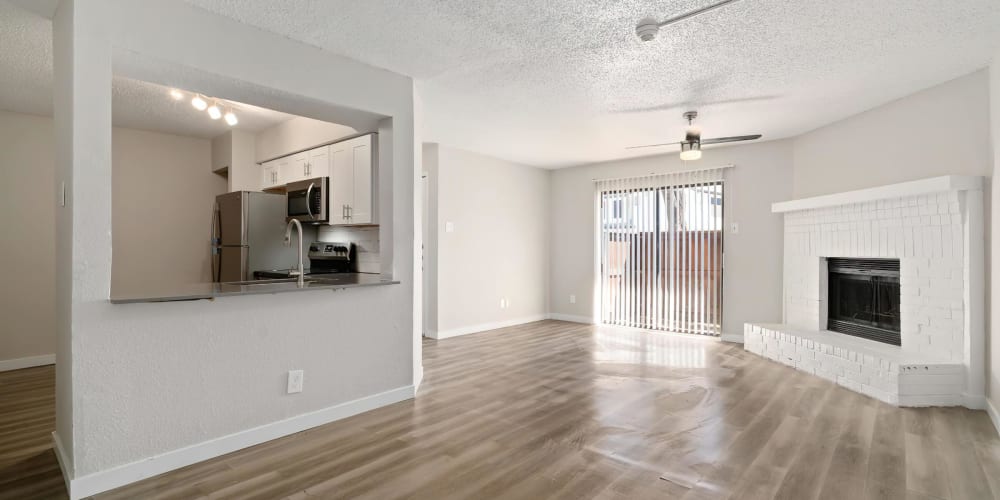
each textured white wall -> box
[424,144,550,337]
[54,0,417,485]
[112,127,225,294]
[548,140,794,336]
[0,111,56,364]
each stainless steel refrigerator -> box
[211,191,294,282]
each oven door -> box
[286,177,329,223]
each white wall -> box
[989,54,1000,416]
[211,129,257,192]
[424,144,550,337]
[792,70,992,198]
[548,140,794,337]
[0,111,56,365]
[112,127,225,294]
[255,116,358,163]
[53,2,417,498]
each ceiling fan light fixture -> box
[680,141,702,161]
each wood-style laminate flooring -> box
[2,320,999,499]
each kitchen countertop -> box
[110,273,398,304]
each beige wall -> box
[792,70,992,198]
[0,111,56,363]
[255,116,358,163]
[112,128,225,294]
[424,144,550,337]
[0,109,224,359]
[549,140,795,337]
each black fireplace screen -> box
[827,258,901,346]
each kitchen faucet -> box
[284,219,305,287]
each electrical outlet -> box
[287,370,304,394]
[569,295,576,304]
[500,298,508,309]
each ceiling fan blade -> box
[700,134,762,145]
[625,141,682,150]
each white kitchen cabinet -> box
[275,147,330,185]
[307,146,330,178]
[329,134,374,225]
[280,152,306,184]
[260,159,282,190]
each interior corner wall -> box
[0,111,56,365]
[425,144,550,338]
[548,140,794,336]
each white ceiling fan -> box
[626,111,762,161]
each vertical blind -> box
[596,167,728,335]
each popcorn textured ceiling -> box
[4,1,1000,166]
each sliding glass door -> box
[597,172,724,335]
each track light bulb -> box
[207,103,222,120]
[169,89,184,101]
[191,95,207,111]
[224,111,238,126]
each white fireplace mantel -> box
[772,175,983,213]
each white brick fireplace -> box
[744,176,986,408]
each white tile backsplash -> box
[317,225,381,274]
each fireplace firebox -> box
[827,258,901,346]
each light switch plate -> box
[569,295,576,304]
[445,221,455,233]
[730,222,740,234]
[287,370,304,394]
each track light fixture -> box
[170,89,239,127]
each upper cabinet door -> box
[282,152,308,184]
[349,135,373,224]
[260,160,279,189]
[329,144,353,225]
[307,145,330,178]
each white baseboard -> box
[0,353,55,372]
[987,397,1000,437]
[431,314,549,339]
[720,333,744,343]
[59,385,414,500]
[961,393,987,410]
[547,313,595,324]
[52,431,73,498]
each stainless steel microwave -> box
[286,177,329,224]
